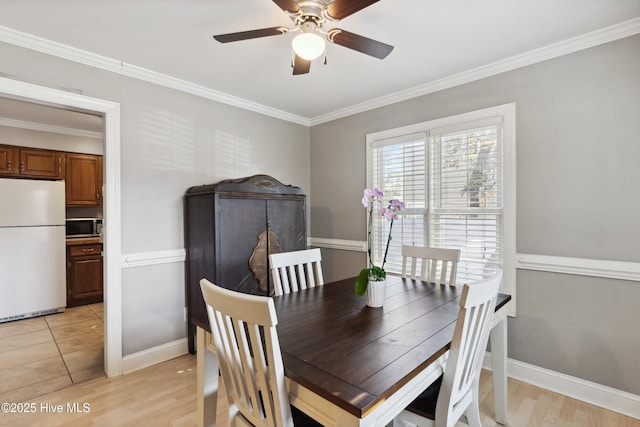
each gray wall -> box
[310,35,640,395]
[0,41,310,355]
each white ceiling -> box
[0,0,639,125]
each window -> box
[366,104,515,311]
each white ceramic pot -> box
[365,278,386,307]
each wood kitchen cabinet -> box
[0,145,18,175]
[184,174,307,353]
[21,148,65,178]
[65,153,103,206]
[67,242,103,307]
[0,144,64,179]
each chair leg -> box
[465,401,482,427]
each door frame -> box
[0,76,123,376]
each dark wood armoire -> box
[184,174,306,353]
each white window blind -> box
[429,123,503,283]
[367,109,512,288]
[370,134,426,274]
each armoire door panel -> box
[218,198,267,296]
[267,199,306,251]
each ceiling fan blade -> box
[213,27,287,43]
[330,30,393,59]
[325,0,380,20]
[292,55,311,75]
[272,0,300,14]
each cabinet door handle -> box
[6,160,11,170]
[20,161,24,172]
[96,193,100,201]
[82,248,95,253]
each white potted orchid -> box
[355,188,404,307]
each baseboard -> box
[483,352,640,420]
[121,338,189,374]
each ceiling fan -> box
[213,0,394,75]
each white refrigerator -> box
[0,178,66,323]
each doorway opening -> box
[0,77,122,382]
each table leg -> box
[489,315,508,425]
[197,326,219,427]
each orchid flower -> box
[362,188,383,208]
[390,199,405,210]
[356,189,405,296]
[380,199,405,220]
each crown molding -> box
[309,17,640,126]
[0,26,311,127]
[1,17,638,128]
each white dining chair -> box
[401,245,461,286]
[199,279,321,427]
[269,248,324,296]
[394,270,502,427]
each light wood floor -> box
[1,354,638,427]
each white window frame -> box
[366,103,516,315]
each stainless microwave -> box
[65,218,102,238]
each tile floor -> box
[0,303,105,402]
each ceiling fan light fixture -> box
[292,32,326,61]
[212,0,394,75]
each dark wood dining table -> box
[196,275,512,427]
